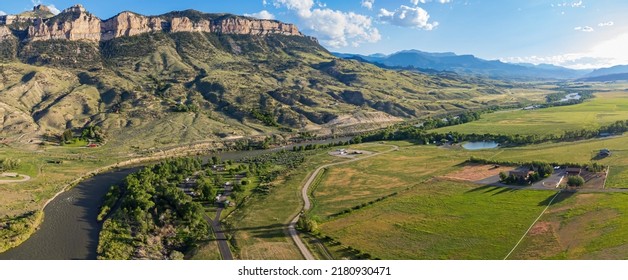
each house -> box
[509,170,533,180]
[566,167,582,176]
[212,165,226,171]
[599,149,612,157]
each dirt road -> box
[288,144,399,260]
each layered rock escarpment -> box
[6,4,305,42]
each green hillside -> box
[0,29,523,149]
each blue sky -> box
[2,0,628,69]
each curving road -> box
[288,144,399,260]
[0,174,31,184]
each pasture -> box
[431,92,628,136]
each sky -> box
[2,0,628,69]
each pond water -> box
[462,141,499,150]
[559,93,581,102]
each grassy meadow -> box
[310,140,628,259]
[320,179,553,259]
[511,192,628,259]
[431,91,628,136]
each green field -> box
[310,142,464,219]
[478,135,628,188]
[320,179,553,259]
[512,192,628,259]
[432,92,628,136]
[224,150,346,260]
[308,141,628,259]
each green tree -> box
[499,172,508,182]
[567,175,585,187]
[537,163,553,178]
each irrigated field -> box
[511,192,628,259]
[320,179,553,259]
[312,141,628,259]
[431,92,628,136]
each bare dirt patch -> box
[529,221,552,236]
[442,164,514,181]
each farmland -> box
[431,91,628,136]
[306,138,628,259]
[319,179,553,259]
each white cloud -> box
[274,0,314,17]
[245,10,275,20]
[0,11,6,16]
[598,21,614,27]
[411,0,451,4]
[30,0,60,15]
[574,26,594,32]
[273,0,381,48]
[378,5,438,30]
[47,4,60,15]
[362,0,375,10]
[502,32,628,69]
[555,1,585,8]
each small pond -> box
[462,141,499,150]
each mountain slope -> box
[335,50,587,80]
[584,65,628,80]
[0,5,516,149]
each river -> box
[0,137,350,260]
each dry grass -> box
[442,164,513,181]
[511,192,628,259]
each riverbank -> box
[0,141,225,254]
[0,136,352,257]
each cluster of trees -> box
[97,148,314,259]
[173,103,200,113]
[97,158,209,260]
[0,158,21,172]
[60,126,106,145]
[469,156,604,171]
[545,91,593,104]
[357,117,628,148]
[499,161,553,185]
[250,109,279,127]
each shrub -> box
[567,175,585,187]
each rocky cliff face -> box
[13,4,305,42]
[0,26,14,40]
[28,5,102,41]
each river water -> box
[0,137,350,260]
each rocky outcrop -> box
[28,5,102,41]
[212,17,301,36]
[100,12,164,41]
[0,5,54,27]
[10,4,306,42]
[0,26,14,41]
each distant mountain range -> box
[334,50,628,81]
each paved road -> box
[203,183,234,260]
[288,144,399,260]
